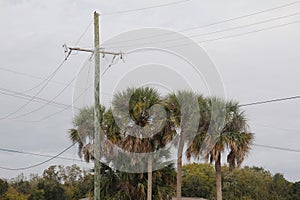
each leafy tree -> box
[0,179,8,197]
[38,166,67,200]
[270,173,292,199]
[182,163,215,198]
[222,166,273,200]
[292,182,300,200]
[4,186,28,200]
[28,188,45,200]
[10,173,31,197]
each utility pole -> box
[93,11,101,200]
[65,11,122,200]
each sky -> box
[0,0,300,182]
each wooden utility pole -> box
[65,11,122,200]
[93,11,101,200]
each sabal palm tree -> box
[165,91,200,200]
[69,106,96,163]
[187,98,254,200]
[111,87,174,200]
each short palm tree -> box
[187,98,254,200]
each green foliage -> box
[28,188,44,200]
[182,163,297,200]
[1,163,299,200]
[4,186,29,200]
[0,179,9,197]
[182,163,215,198]
[100,163,176,200]
[292,182,300,200]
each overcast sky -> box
[0,0,300,182]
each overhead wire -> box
[0,87,70,109]
[253,143,300,153]
[250,122,300,133]
[0,20,93,121]
[101,0,191,16]
[103,0,300,46]
[0,142,299,171]
[239,95,300,107]
[0,143,77,171]
[0,147,84,163]
[0,66,88,92]
[0,67,71,90]
[0,59,67,120]
[8,56,92,120]
[105,19,300,50]
[167,20,300,48]
[105,11,300,49]
[34,85,93,122]
[73,21,93,46]
[33,54,122,122]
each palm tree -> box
[111,87,174,200]
[69,106,97,163]
[187,98,254,200]
[165,91,200,200]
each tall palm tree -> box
[165,91,200,200]
[187,98,254,200]
[111,87,175,200]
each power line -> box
[105,11,300,49]
[0,67,77,90]
[33,84,93,122]
[250,122,300,133]
[0,59,67,120]
[0,143,77,171]
[0,142,299,172]
[240,95,300,107]
[0,66,97,94]
[8,57,92,120]
[0,20,94,120]
[107,19,300,50]
[101,0,191,16]
[74,21,93,46]
[31,56,120,122]
[25,20,92,92]
[168,20,300,48]
[253,143,300,153]
[2,55,121,122]
[0,87,72,110]
[0,147,84,163]
[103,0,300,46]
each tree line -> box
[0,164,93,200]
[182,163,300,200]
[1,163,299,200]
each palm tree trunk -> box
[177,135,185,200]
[215,153,222,200]
[147,154,152,200]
